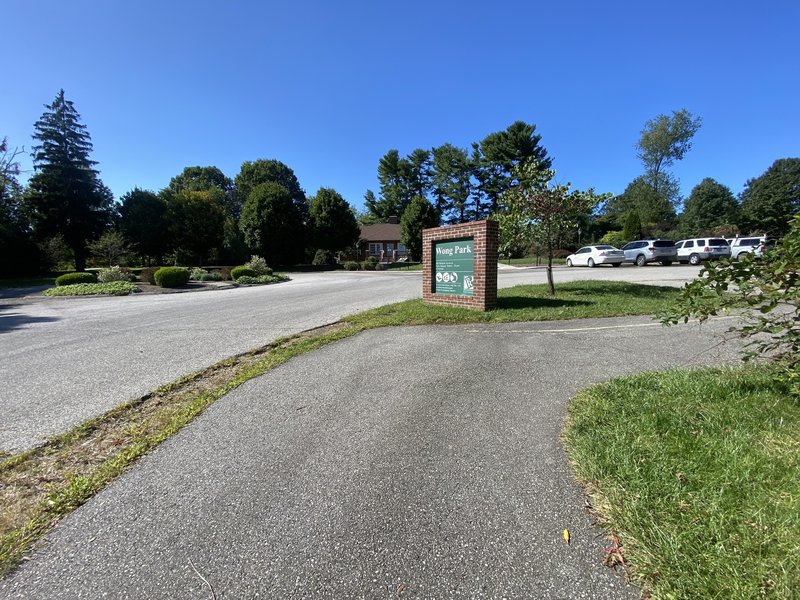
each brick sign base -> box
[422,220,498,311]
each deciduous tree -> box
[680,178,738,236]
[636,108,702,205]
[119,188,169,264]
[167,189,225,265]
[502,160,607,295]
[26,90,114,270]
[308,187,360,254]
[239,182,304,266]
[400,196,439,261]
[235,159,307,219]
[738,158,800,237]
[167,165,239,219]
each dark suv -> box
[622,239,678,266]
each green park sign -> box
[433,238,474,296]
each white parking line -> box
[466,315,736,334]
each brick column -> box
[422,220,498,311]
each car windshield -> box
[653,240,675,247]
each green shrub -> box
[344,261,360,271]
[97,266,133,283]
[44,282,139,296]
[600,231,627,248]
[361,261,376,271]
[366,255,378,264]
[243,255,272,276]
[196,272,223,281]
[218,266,233,281]
[231,266,257,280]
[55,272,97,286]
[153,267,190,288]
[139,267,160,284]
[312,249,335,266]
[234,274,290,285]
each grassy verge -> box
[42,282,140,296]
[0,276,57,289]
[500,256,567,266]
[564,366,800,599]
[0,281,676,577]
[346,280,680,326]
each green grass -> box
[564,366,800,599]
[345,280,679,327]
[500,256,567,266]
[42,282,140,296]
[0,276,57,289]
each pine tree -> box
[27,90,113,271]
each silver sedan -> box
[566,245,625,267]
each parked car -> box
[622,239,678,266]
[728,236,767,260]
[675,238,731,265]
[566,245,625,267]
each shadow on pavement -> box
[0,305,59,333]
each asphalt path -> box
[0,313,741,599]
[0,265,700,452]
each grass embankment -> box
[564,367,800,599]
[0,281,677,577]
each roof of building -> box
[360,223,401,241]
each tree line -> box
[3,92,798,277]
[366,110,800,256]
[1,90,361,276]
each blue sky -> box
[3,0,798,212]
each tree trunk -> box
[546,227,555,296]
[73,246,87,272]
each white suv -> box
[728,236,766,260]
[675,238,731,265]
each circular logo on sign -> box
[442,272,451,283]
[435,272,443,282]
[451,272,458,282]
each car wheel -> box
[587,258,595,268]
[566,259,573,267]
[737,252,748,261]
[612,262,621,267]
[689,254,701,266]
[661,260,672,266]
[635,254,646,267]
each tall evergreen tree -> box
[26,90,113,271]
[431,143,472,223]
[622,210,642,241]
[473,121,552,217]
[375,149,411,219]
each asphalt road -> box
[0,313,740,599]
[0,265,700,453]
